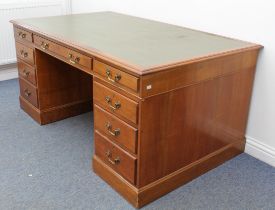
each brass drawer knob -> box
[105,150,120,165]
[24,89,31,97]
[106,69,121,83]
[68,53,80,64]
[41,41,49,50]
[22,69,30,77]
[106,122,120,136]
[105,96,121,111]
[20,50,28,58]
[18,32,26,39]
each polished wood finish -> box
[137,140,245,207]
[93,140,244,208]
[11,12,262,208]
[94,59,139,92]
[137,61,257,187]
[93,82,139,124]
[34,35,92,72]
[140,50,259,98]
[19,78,38,107]
[39,100,92,125]
[14,27,33,43]
[94,105,137,154]
[17,59,36,85]
[94,131,137,184]
[93,156,139,207]
[93,76,141,102]
[35,50,92,110]
[19,95,92,125]
[15,42,34,65]
[19,96,41,123]
[16,37,93,124]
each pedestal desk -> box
[11,12,262,208]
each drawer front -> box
[19,78,38,107]
[94,105,137,154]
[93,82,138,124]
[94,60,139,92]
[18,60,36,85]
[33,35,92,70]
[94,131,136,184]
[14,27,32,43]
[16,42,34,65]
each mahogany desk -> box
[11,12,262,208]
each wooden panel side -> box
[35,49,92,110]
[39,100,92,125]
[141,49,260,97]
[137,140,245,208]
[137,56,257,187]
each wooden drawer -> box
[14,27,32,43]
[93,82,138,124]
[94,105,137,154]
[16,42,34,65]
[19,78,38,107]
[94,60,139,92]
[33,35,92,70]
[18,60,36,86]
[94,131,136,184]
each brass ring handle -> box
[18,32,26,39]
[106,122,120,136]
[105,96,121,110]
[41,42,49,50]
[68,53,80,64]
[20,50,28,58]
[106,69,121,83]
[105,150,120,165]
[23,69,30,77]
[24,89,31,97]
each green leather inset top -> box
[15,12,256,69]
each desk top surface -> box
[13,12,260,73]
